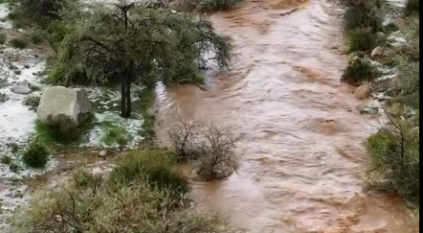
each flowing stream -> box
[154,0,415,232]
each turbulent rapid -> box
[154,0,415,232]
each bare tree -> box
[168,119,239,180]
[168,118,202,162]
[195,124,239,180]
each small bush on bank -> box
[22,141,49,168]
[194,0,243,12]
[27,31,44,44]
[367,116,419,207]
[168,120,239,181]
[347,28,377,53]
[168,120,203,162]
[1,155,12,165]
[9,38,29,49]
[341,56,379,85]
[388,61,419,109]
[404,0,419,16]
[195,124,239,181]
[337,0,383,31]
[169,0,243,12]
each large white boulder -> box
[37,86,91,132]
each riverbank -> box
[0,0,241,232]
[336,0,419,210]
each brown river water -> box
[154,0,417,232]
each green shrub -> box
[341,56,379,85]
[0,92,8,103]
[22,142,49,168]
[28,31,44,44]
[0,33,7,44]
[9,38,29,49]
[9,163,20,173]
[404,0,419,16]
[347,28,377,53]
[194,0,243,12]
[109,149,188,197]
[1,155,12,165]
[389,61,419,109]
[367,118,419,207]
[16,0,72,27]
[337,0,383,31]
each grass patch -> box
[26,30,44,44]
[8,38,29,49]
[35,113,94,145]
[101,123,129,146]
[22,141,49,168]
[341,56,379,85]
[12,160,238,233]
[1,155,12,165]
[108,149,188,198]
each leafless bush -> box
[168,119,203,162]
[195,124,239,181]
[168,119,239,181]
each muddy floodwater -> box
[155,0,416,232]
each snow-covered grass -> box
[0,3,153,230]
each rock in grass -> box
[354,83,371,100]
[37,86,91,133]
[10,80,31,95]
[371,46,384,58]
[99,150,107,158]
[357,103,380,115]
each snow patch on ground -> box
[82,111,144,149]
[0,1,152,231]
[0,3,12,29]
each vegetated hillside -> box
[336,0,419,208]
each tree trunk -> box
[121,66,133,118]
[125,73,132,117]
[120,73,128,117]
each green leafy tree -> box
[49,2,232,118]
